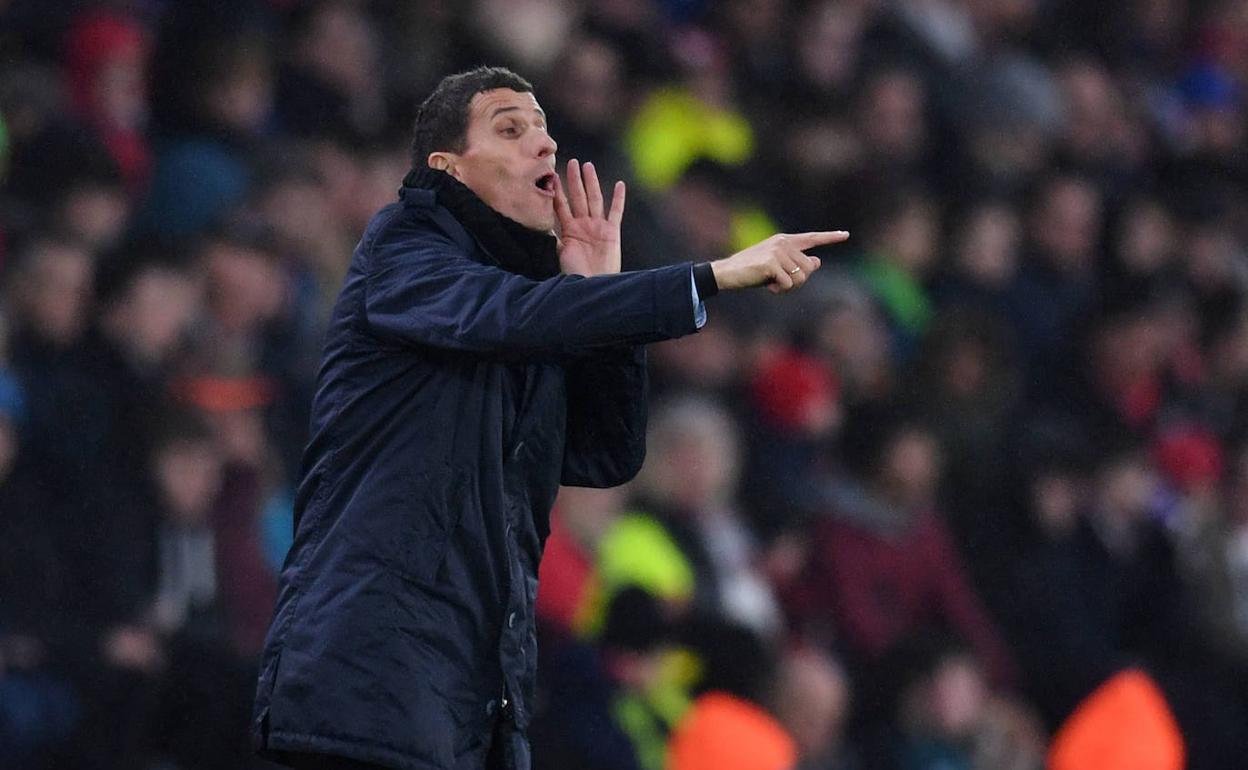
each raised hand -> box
[711,231,850,294]
[554,159,626,277]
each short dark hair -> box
[409,66,533,168]
[95,237,189,307]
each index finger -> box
[787,231,851,249]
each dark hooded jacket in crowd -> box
[252,167,702,770]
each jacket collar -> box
[399,167,560,281]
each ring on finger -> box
[788,266,802,275]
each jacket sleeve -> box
[560,345,648,488]
[363,223,699,358]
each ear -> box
[427,152,459,178]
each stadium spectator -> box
[276,0,388,141]
[62,9,151,196]
[772,647,855,770]
[783,415,1017,698]
[586,396,782,637]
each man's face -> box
[156,439,223,524]
[117,268,201,363]
[22,244,93,348]
[435,89,559,231]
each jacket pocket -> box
[395,465,465,585]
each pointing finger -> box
[788,231,851,249]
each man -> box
[252,66,846,770]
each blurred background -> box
[0,0,1247,768]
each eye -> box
[500,124,521,137]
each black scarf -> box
[402,166,561,281]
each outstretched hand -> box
[555,159,625,277]
[711,231,850,294]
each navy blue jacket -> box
[252,178,700,769]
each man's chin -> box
[516,209,556,234]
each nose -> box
[536,130,557,159]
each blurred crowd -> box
[1,0,1247,768]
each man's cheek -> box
[490,162,512,185]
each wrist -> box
[709,259,732,291]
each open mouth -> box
[534,172,557,196]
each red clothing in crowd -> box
[788,507,1016,686]
[63,10,151,194]
[535,509,594,634]
[212,464,279,657]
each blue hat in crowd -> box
[1178,63,1242,111]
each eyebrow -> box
[490,105,546,120]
